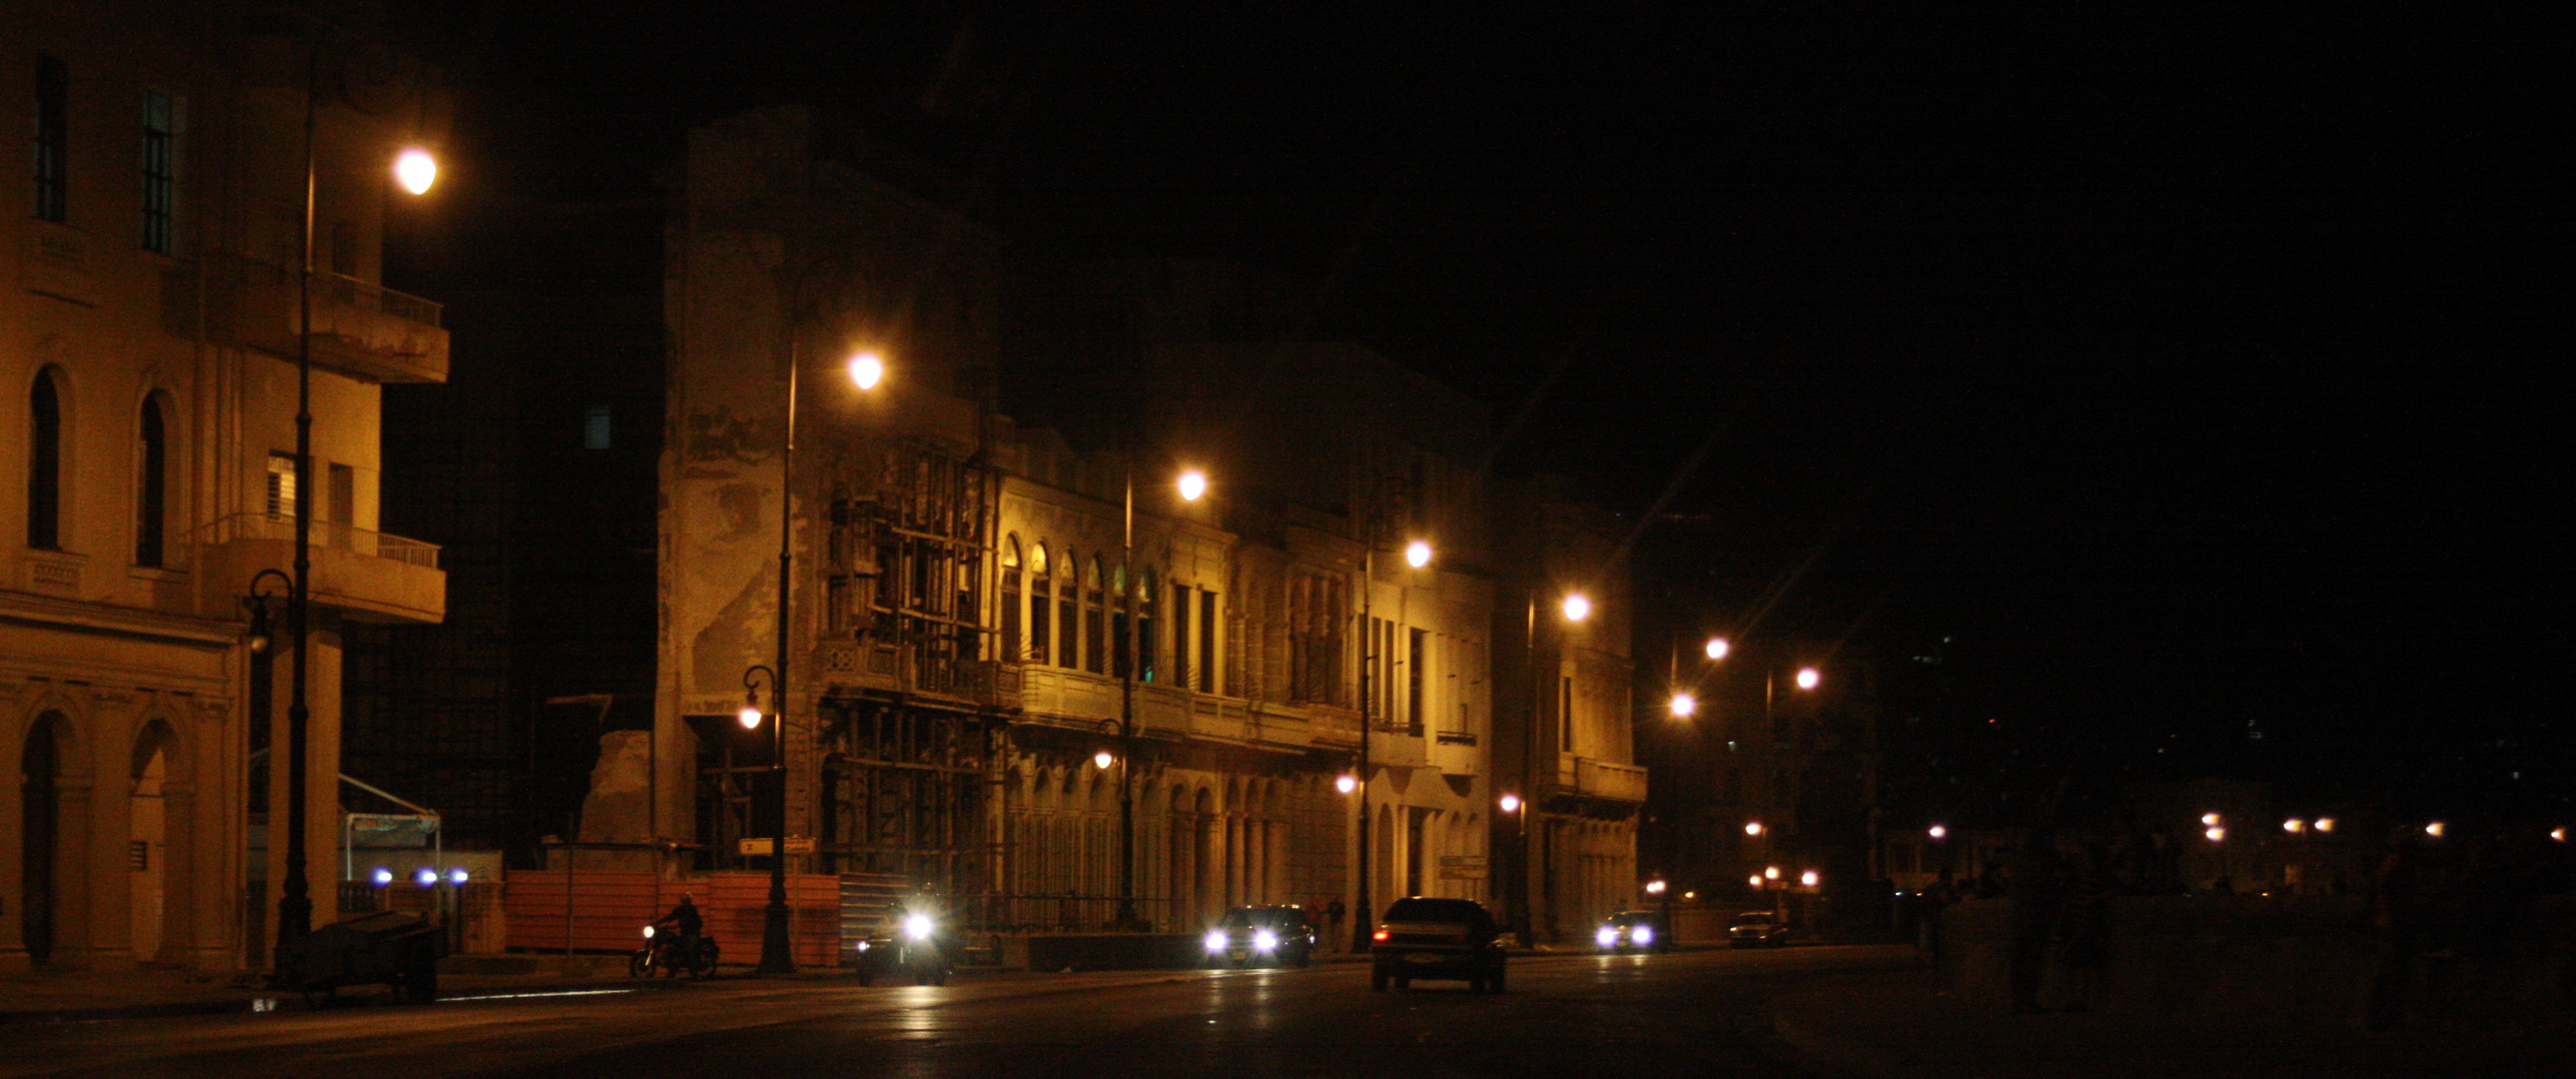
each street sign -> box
[1438,854,1487,879]
[738,837,816,856]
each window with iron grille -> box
[33,56,68,223]
[141,92,178,253]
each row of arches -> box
[1002,763,1309,932]
[22,365,179,566]
[1547,816,1639,939]
[1362,802,1489,917]
[7,704,194,967]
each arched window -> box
[1058,549,1081,669]
[28,369,64,549]
[1138,569,1160,683]
[1000,536,1023,663]
[1111,560,1131,678]
[1084,556,1107,674]
[136,394,168,565]
[1027,542,1052,665]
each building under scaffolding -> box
[658,105,1013,908]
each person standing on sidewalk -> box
[2004,831,2066,1014]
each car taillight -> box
[1372,929,1389,942]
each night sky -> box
[391,4,2567,807]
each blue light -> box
[371,867,394,886]
[449,867,470,885]
[414,867,438,887]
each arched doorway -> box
[21,716,64,965]
[130,726,173,964]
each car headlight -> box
[904,913,935,941]
[1595,926,1620,947]
[1631,925,1653,945]
[1206,930,1230,952]
[1253,929,1278,952]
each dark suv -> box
[1206,905,1317,968]
[1369,897,1506,993]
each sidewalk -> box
[1767,965,2576,1079]
[0,956,692,1024]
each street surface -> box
[0,946,1909,1079]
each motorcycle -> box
[857,910,950,986]
[630,922,720,979]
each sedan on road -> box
[1206,905,1318,968]
[1369,896,1507,993]
[1730,910,1794,948]
[1593,909,1664,953]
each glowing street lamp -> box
[1799,870,1820,888]
[2283,818,2305,833]
[1404,540,1433,568]
[2553,827,2567,843]
[1177,469,1208,502]
[395,148,438,195]
[1093,749,1116,770]
[2314,817,2336,833]
[1704,636,1730,660]
[1561,593,1591,622]
[1644,879,1667,896]
[1669,691,1697,718]
[1748,875,1764,889]
[1764,865,1780,881]
[2204,826,2226,842]
[2200,812,2221,826]
[1928,824,1948,840]
[1499,793,1522,814]
[1744,821,1764,837]
[1335,774,1357,795]
[848,350,884,390]
[1794,667,1820,690]
[2424,821,2446,838]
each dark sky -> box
[393,3,2568,801]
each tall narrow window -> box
[1084,557,1107,674]
[1058,551,1080,669]
[1198,588,1217,693]
[583,405,612,450]
[33,56,67,223]
[136,396,167,564]
[1407,628,1427,737]
[28,371,63,548]
[1558,676,1574,753]
[1027,543,1051,665]
[1000,538,1022,663]
[1171,579,1192,687]
[266,453,298,522]
[1111,562,1130,677]
[141,92,177,253]
[327,463,355,548]
[1137,570,1158,683]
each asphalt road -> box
[0,946,1912,1079]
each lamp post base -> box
[754,898,794,975]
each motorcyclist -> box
[652,893,705,972]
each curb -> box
[0,975,691,1026]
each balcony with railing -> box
[207,254,448,384]
[191,513,443,624]
[1557,754,1649,804]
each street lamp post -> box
[746,253,887,975]
[1114,467,1202,930]
[276,27,435,959]
[738,664,786,969]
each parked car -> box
[1729,910,1793,948]
[1593,909,1666,953]
[1370,897,1507,993]
[1205,905,1317,968]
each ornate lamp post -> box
[274,25,436,959]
